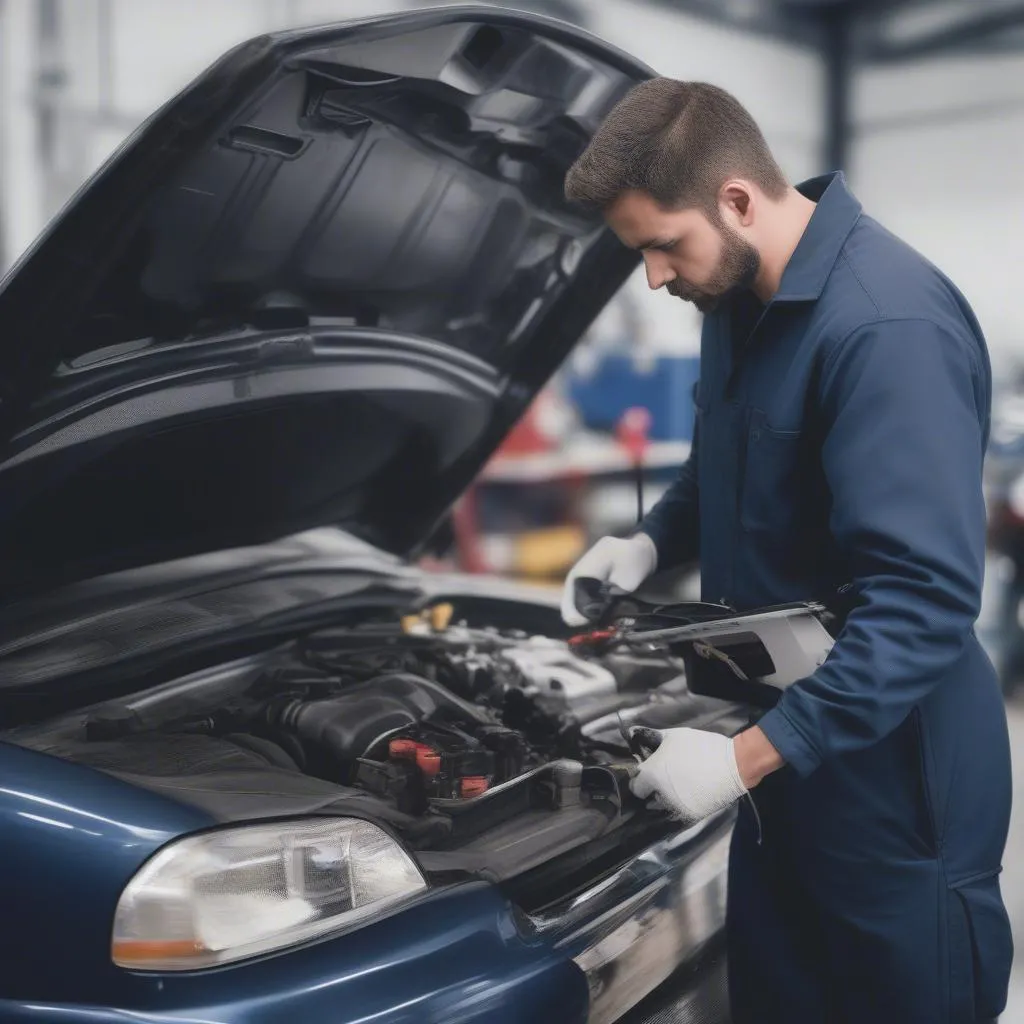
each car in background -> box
[0,9,739,1023]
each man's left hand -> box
[629,726,783,824]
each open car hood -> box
[0,7,650,596]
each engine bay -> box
[9,604,747,889]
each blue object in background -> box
[566,355,700,441]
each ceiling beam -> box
[637,0,824,49]
[864,3,1024,62]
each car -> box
[0,8,750,1023]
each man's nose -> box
[642,253,674,291]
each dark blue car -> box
[0,8,743,1023]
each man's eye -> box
[656,240,677,253]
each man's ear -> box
[719,181,755,227]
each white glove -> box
[630,727,747,826]
[560,533,658,627]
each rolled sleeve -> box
[757,704,823,779]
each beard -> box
[667,226,760,314]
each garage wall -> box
[850,52,1024,374]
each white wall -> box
[850,52,1024,375]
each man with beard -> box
[560,79,1012,1023]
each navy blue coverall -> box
[640,173,1013,1023]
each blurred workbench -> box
[481,433,691,483]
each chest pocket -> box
[739,407,807,534]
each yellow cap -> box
[429,603,454,632]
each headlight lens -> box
[112,818,426,970]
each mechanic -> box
[561,78,1012,1023]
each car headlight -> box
[112,818,426,971]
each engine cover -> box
[497,637,618,700]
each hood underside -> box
[0,7,651,596]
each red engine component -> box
[459,776,490,798]
[568,627,619,652]
[388,731,493,799]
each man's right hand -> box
[560,533,658,627]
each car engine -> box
[13,607,745,881]
[250,619,682,808]
[78,617,677,796]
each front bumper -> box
[0,814,733,1024]
[531,809,733,1024]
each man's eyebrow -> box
[636,237,675,251]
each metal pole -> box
[35,0,64,217]
[821,7,853,174]
[97,0,114,116]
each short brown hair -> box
[564,78,787,215]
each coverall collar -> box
[772,171,863,303]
